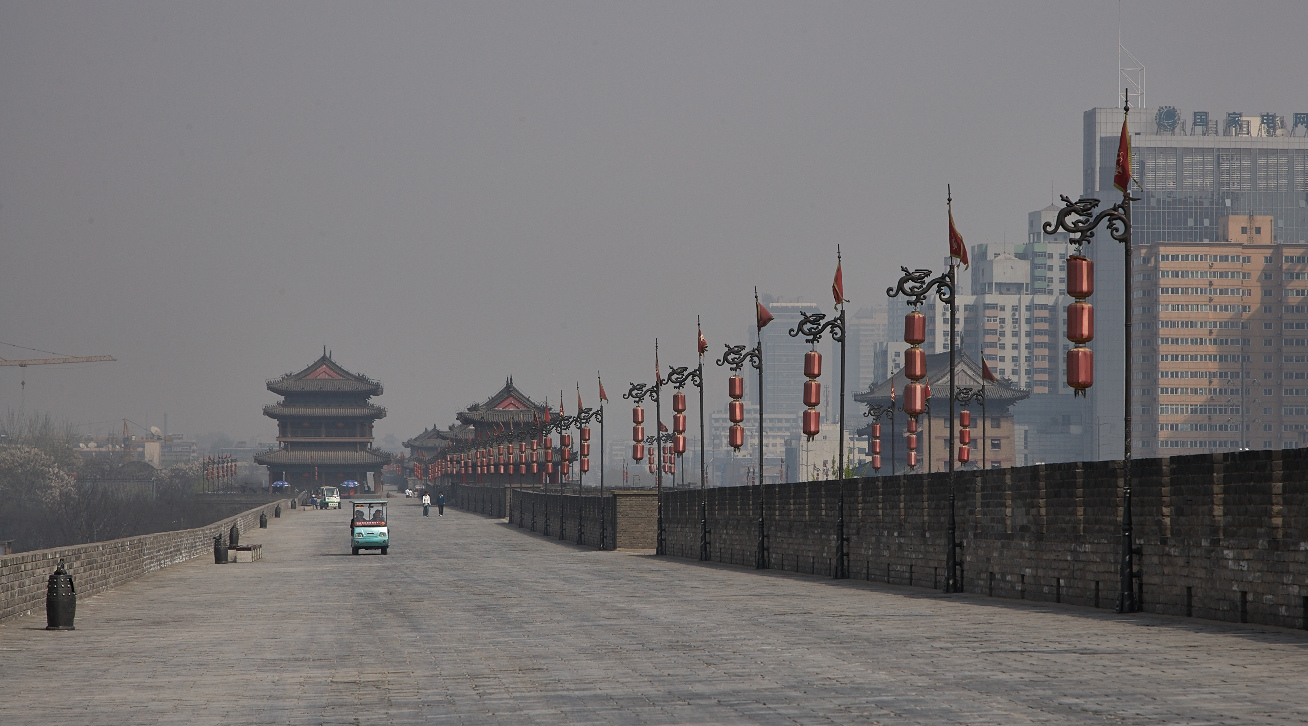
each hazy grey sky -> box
[2,1,1305,444]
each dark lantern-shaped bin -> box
[46,559,76,630]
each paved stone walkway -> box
[3,501,1307,725]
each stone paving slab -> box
[2,501,1306,724]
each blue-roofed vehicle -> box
[350,499,389,555]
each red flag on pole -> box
[948,207,968,268]
[598,373,608,402]
[577,384,583,414]
[833,252,848,305]
[982,358,997,382]
[756,300,774,330]
[1113,114,1132,193]
[698,322,707,356]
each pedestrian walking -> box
[437,494,445,516]
[422,492,431,517]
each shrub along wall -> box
[0,496,301,624]
[662,448,1308,630]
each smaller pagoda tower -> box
[255,349,391,492]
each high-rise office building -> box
[1085,105,1308,459]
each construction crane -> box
[0,341,116,412]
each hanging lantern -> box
[633,424,644,442]
[907,451,918,468]
[580,426,590,442]
[907,418,918,434]
[803,380,821,408]
[903,383,927,416]
[545,448,553,462]
[729,424,745,449]
[580,458,590,473]
[804,350,822,379]
[1066,301,1094,344]
[728,375,744,400]
[1067,255,1094,298]
[906,434,917,451]
[871,423,881,438]
[1067,346,1094,394]
[562,433,572,448]
[903,347,926,380]
[803,409,820,438]
[673,413,687,434]
[871,439,881,454]
[530,439,538,451]
[580,441,590,456]
[673,392,687,413]
[959,411,970,428]
[904,311,926,345]
[633,406,645,424]
[632,443,645,461]
[960,429,971,445]
[649,462,656,474]
[871,454,882,471]
[958,446,970,464]
[673,434,687,455]
[729,400,745,424]
[561,460,569,476]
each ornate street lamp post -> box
[789,306,848,579]
[664,358,706,560]
[888,262,963,593]
[717,340,766,569]
[1042,95,1136,611]
[954,386,986,469]
[626,341,666,555]
[574,402,602,546]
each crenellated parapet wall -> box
[0,497,302,624]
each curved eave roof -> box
[253,448,392,466]
[267,379,383,396]
[263,404,387,419]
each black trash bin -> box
[259,512,268,529]
[290,498,296,509]
[229,524,240,547]
[214,534,228,564]
[46,560,76,630]
[274,505,281,518]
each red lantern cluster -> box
[902,309,928,467]
[672,391,687,459]
[905,416,919,469]
[579,426,590,473]
[869,422,882,472]
[958,409,971,464]
[632,406,645,461]
[530,438,539,475]
[1066,254,1094,396]
[802,350,821,439]
[727,374,745,450]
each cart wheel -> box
[352,547,359,555]
[381,547,388,555]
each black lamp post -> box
[863,403,896,476]
[888,262,962,593]
[1042,99,1136,612]
[626,341,666,555]
[717,340,765,569]
[789,306,848,579]
[574,403,602,546]
[663,359,706,560]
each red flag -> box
[659,421,669,433]
[890,384,895,402]
[577,384,584,413]
[832,259,847,305]
[1113,114,1132,193]
[698,324,707,356]
[598,373,608,402]
[948,208,968,268]
[982,358,997,382]
[756,300,774,330]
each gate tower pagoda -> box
[255,349,391,490]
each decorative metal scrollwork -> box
[789,310,845,345]
[888,266,955,308]
[716,343,761,372]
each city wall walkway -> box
[2,501,1306,725]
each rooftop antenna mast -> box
[1118,3,1144,110]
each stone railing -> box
[0,495,302,624]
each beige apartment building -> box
[1132,214,1308,454]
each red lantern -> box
[673,413,687,434]
[633,425,644,442]
[1066,301,1094,344]
[546,462,554,474]
[872,454,882,471]
[904,311,926,345]
[580,441,590,456]
[530,439,538,451]
[728,375,744,399]
[672,392,686,413]
[632,443,645,461]
[903,347,926,380]
[580,458,590,473]
[562,434,572,448]
[545,448,553,462]
[729,424,744,449]
[903,383,927,416]
[673,434,686,455]
[1067,346,1094,393]
[633,407,645,424]
[907,451,918,468]
[803,409,820,438]
[580,427,590,441]
[1066,255,1093,298]
[907,418,918,434]
[804,350,822,379]
[871,423,881,438]
[729,400,745,423]
[561,460,570,476]
[958,446,970,464]
[959,410,970,428]
[871,439,881,454]
[960,429,971,445]
[906,433,917,451]
[803,379,821,408]
[649,463,656,474]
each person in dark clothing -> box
[436,494,445,516]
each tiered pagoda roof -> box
[266,352,383,397]
[454,377,548,432]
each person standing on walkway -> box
[422,492,431,517]
[437,493,445,516]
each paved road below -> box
[3,501,1307,725]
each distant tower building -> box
[255,350,391,491]
[1084,104,1308,459]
